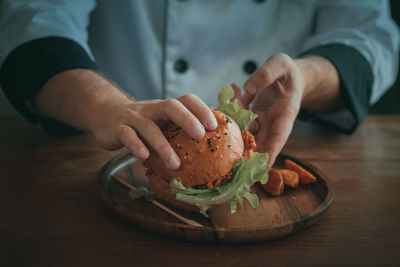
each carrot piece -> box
[277,169,299,188]
[284,159,316,185]
[259,168,284,196]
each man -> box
[0,0,398,168]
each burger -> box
[143,86,269,216]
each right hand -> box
[89,94,217,170]
[230,54,306,166]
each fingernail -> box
[193,124,205,138]
[168,156,180,169]
[137,148,148,159]
[205,115,218,130]
[246,82,257,95]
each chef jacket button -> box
[243,60,257,75]
[174,59,189,73]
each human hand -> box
[89,94,217,170]
[35,69,217,170]
[232,53,306,166]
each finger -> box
[230,83,243,105]
[251,84,277,112]
[149,98,206,139]
[264,136,288,167]
[177,93,218,131]
[231,83,241,101]
[255,124,282,167]
[118,125,149,160]
[248,117,260,134]
[131,117,181,169]
[254,117,270,153]
[231,83,253,109]
[244,53,293,96]
[256,109,297,166]
[241,92,254,109]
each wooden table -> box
[1,115,399,267]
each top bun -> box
[143,109,244,187]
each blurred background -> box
[0,1,399,116]
[369,0,400,114]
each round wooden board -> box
[97,152,333,243]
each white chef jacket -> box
[0,0,399,132]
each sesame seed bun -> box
[143,109,244,187]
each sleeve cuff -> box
[298,43,373,134]
[0,36,97,135]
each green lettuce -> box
[170,152,269,217]
[131,86,267,217]
[216,85,258,131]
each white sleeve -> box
[301,0,400,105]
[0,0,97,64]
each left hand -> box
[232,53,306,166]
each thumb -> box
[244,53,293,96]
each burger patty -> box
[196,171,232,189]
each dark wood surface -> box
[98,153,333,243]
[1,115,399,267]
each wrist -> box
[295,56,321,103]
[82,75,134,135]
[35,69,133,133]
[295,56,341,112]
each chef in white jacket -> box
[0,0,399,168]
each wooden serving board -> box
[97,153,333,243]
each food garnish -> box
[277,169,299,188]
[284,159,316,185]
[171,152,269,217]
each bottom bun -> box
[149,173,227,213]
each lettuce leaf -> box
[170,152,269,217]
[216,86,258,131]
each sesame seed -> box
[219,155,223,159]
